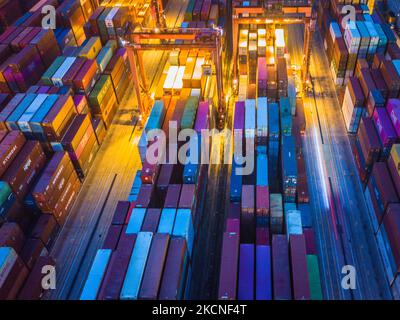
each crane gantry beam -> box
[123,27,226,128]
[231,3,316,84]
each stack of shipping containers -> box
[0,0,159,299]
[79,12,225,296]
[219,21,322,300]
[318,0,400,296]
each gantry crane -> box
[123,27,226,128]
[232,1,316,84]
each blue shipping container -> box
[80,249,112,300]
[126,208,146,234]
[120,232,153,299]
[256,153,268,187]
[173,209,194,258]
[256,245,272,300]
[158,208,177,234]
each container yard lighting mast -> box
[232,0,316,84]
[123,27,226,127]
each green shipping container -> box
[89,75,113,107]
[185,0,196,21]
[306,255,323,300]
[41,57,67,86]
[181,97,198,129]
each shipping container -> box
[80,249,112,300]
[272,235,292,300]
[120,232,153,300]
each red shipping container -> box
[289,234,310,300]
[139,233,170,300]
[2,140,46,200]
[17,256,55,300]
[97,233,137,300]
[0,222,25,253]
[0,130,26,176]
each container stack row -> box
[0,0,157,299]
[80,90,215,299]
[318,0,400,297]
[219,23,321,300]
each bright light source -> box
[275,29,285,48]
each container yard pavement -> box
[286,24,391,300]
[45,0,189,300]
[45,89,140,300]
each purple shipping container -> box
[256,245,272,300]
[388,155,400,197]
[256,228,269,245]
[178,184,196,210]
[164,184,181,208]
[368,162,399,225]
[102,224,123,250]
[159,238,188,300]
[348,77,365,107]
[358,117,382,166]
[218,232,239,300]
[386,99,400,137]
[289,234,311,300]
[371,69,389,99]
[383,205,400,273]
[234,101,245,131]
[135,184,154,208]
[97,232,137,300]
[303,228,317,255]
[225,218,240,233]
[194,101,209,133]
[238,244,254,300]
[139,233,170,300]
[241,185,255,244]
[157,164,173,193]
[272,235,292,300]
[373,108,398,149]
[228,202,241,219]
[141,209,161,233]
[111,201,130,225]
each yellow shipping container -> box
[183,57,196,87]
[79,37,102,60]
[191,57,205,88]
[391,144,400,174]
[179,50,189,66]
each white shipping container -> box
[245,99,256,138]
[285,210,303,239]
[191,88,201,97]
[172,66,185,92]
[239,29,249,56]
[344,22,361,54]
[163,66,179,94]
[257,97,268,139]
